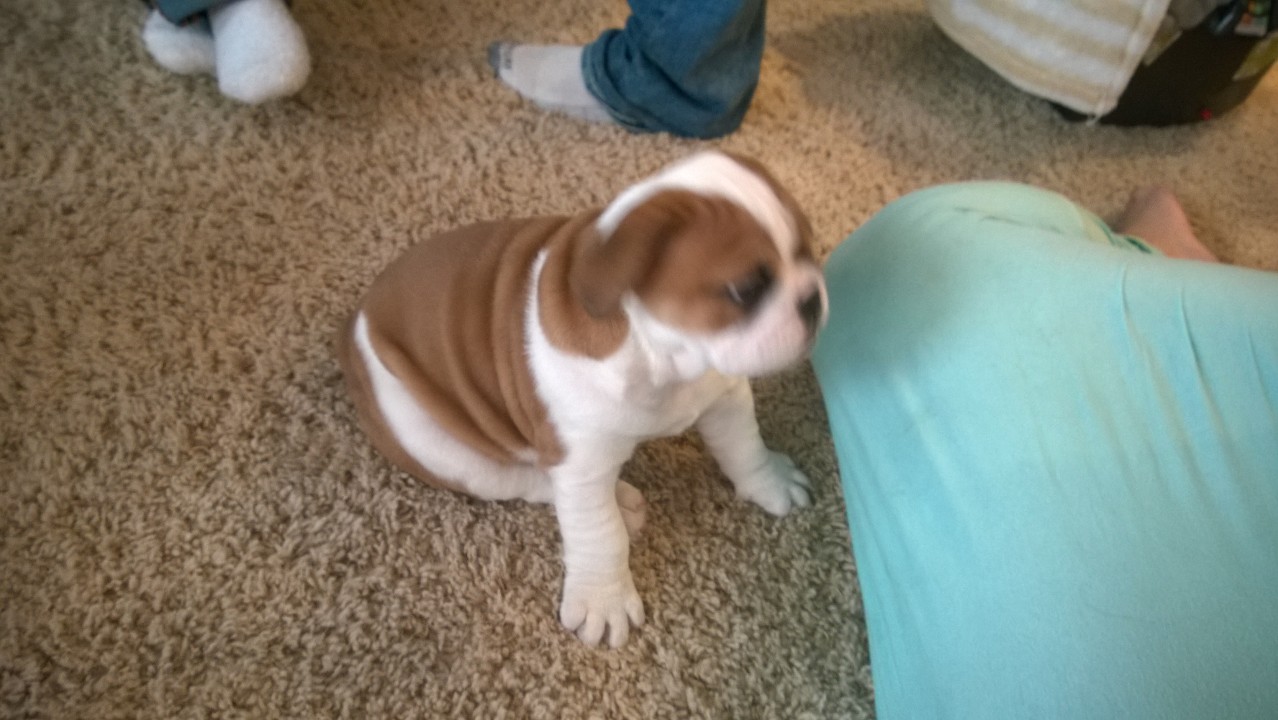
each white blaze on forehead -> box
[596,151,799,256]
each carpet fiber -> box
[3,1,1276,718]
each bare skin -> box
[1112,186,1218,263]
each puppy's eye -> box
[724,265,774,311]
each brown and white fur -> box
[337,151,828,648]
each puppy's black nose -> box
[798,290,823,333]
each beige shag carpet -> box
[3,0,1276,717]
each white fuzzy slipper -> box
[209,0,311,104]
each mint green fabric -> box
[812,182,1278,720]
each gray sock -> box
[489,43,614,124]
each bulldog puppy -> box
[337,151,828,648]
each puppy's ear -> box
[572,191,695,318]
[722,152,818,259]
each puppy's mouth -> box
[798,283,828,335]
[803,331,820,354]
[792,331,821,364]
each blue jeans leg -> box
[151,0,222,24]
[581,0,766,138]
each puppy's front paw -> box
[735,450,812,517]
[560,572,645,649]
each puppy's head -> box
[572,151,827,378]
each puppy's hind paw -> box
[616,480,648,540]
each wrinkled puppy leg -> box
[551,444,645,649]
